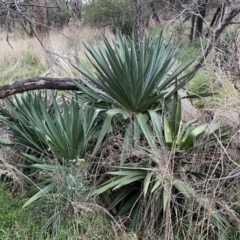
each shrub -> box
[50,5,71,29]
[83,0,134,36]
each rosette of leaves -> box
[73,31,197,159]
[0,91,99,161]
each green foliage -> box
[75,32,195,112]
[0,31,237,239]
[0,182,123,240]
[164,91,229,150]
[112,17,134,36]
[92,164,231,238]
[148,26,165,38]
[187,73,208,95]
[0,91,99,161]
[20,162,126,240]
[23,163,88,239]
[84,0,120,26]
[91,94,230,239]
[185,72,210,109]
[71,33,234,238]
[50,4,71,28]
[177,44,201,63]
[0,50,46,84]
[73,32,196,156]
[83,0,134,35]
[25,51,39,66]
[0,186,40,239]
[0,65,45,85]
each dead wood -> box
[0,77,80,99]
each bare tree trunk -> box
[220,3,225,23]
[189,15,195,42]
[195,0,208,39]
[20,20,34,37]
[194,6,240,71]
[206,6,221,37]
[67,0,82,25]
[45,0,51,29]
[74,0,82,21]
[33,0,45,34]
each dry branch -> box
[0,77,80,99]
[193,5,240,70]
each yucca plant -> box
[0,91,99,161]
[71,31,233,238]
[163,91,229,151]
[91,130,231,239]
[91,91,231,239]
[91,165,230,239]
[73,32,197,156]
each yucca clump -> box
[0,31,237,239]
[72,32,233,239]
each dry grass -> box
[0,25,115,83]
[0,37,43,67]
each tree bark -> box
[73,0,82,21]
[0,77,80,99]
[189,15,195,42]
[195,0,208,39]
[33,0,45,34]
[206,5,221,37]
[210,6,221,28]
[45,0,51,28]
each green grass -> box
[0,186,41,240]
[0,184,127,240]
[0,66,45,84]
[0,49,46,84]
[178,45,200,61]
[148,26,164,38]
[187,72,208,95]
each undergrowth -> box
[1,22,240,240]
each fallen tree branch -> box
[0,77,80,99]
